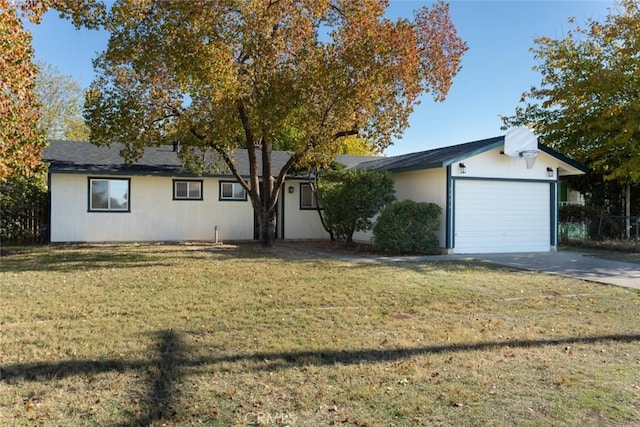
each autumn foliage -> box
[0,0,46,181]
[74,0,466,245]
[502,0,640,184]
[0,0,106,181]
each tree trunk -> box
[344,227,355,247]
[258,206,277,247]
[625,184,631,239]
[258,140,277,247]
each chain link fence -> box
[559,212,640,251]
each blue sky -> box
[26,1,614,156]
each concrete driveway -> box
[284,243,640,290]
[461,251,640,290]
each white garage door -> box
[454,180,551,253]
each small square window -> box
[173,180,203,200]
[300,183,319,209]
[88,178,130,212]
[220,181,247,201]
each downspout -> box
[550,172,558,251]
[281,183,286,240]
[46,171,52,243]
[445,165,454,253]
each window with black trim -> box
[219,181,247,201]
[173,179,203,200]
[89,178,130,212]
[300,183,319,209]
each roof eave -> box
[539,144,589,174]
[441,138,506,167]
[381,162,445,173]
[47,167,244,179]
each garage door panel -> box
[454,180,550,253]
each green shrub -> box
[559,204,593,223]
[373,200,441,254]
[317,169,395,246]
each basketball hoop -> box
[519,150,538,169]
[504,128,539,169]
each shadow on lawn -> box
[0,242,497,275]
[2,330,640,425]
[116,330,186,427]
[0,248,169,273]
[0,242,310,273]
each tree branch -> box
[272,151,305,202]
[329,3,346,19]
[146,112,180,129]
[188,127,250,195]
[237,100,261,204]
[333,129,359,139]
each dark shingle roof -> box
[45,141,187,175]
[358,135,588,174]
[43,140,378,177]
[44,136,588,177]
[356,136,505,172]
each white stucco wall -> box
[281,180,330,240]
[49,174,255,242]
[352,168,447,244]
[451,147,559,181]
[393,168,447,246]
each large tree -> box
[80,0,466,246]
[35,61,90,140]
[0,0,103,181]
[502,0,640,233]
[0,1,46,181]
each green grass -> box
[1,243,639,426]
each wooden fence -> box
[0,192,49,244]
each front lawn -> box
[1,243,639,426]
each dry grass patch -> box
[1,243,639,426]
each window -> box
[300,183,319,209]
[173,180,203,200]
[219,181,247,201]
[89,178,130,212]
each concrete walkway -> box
[284,243,640,290]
